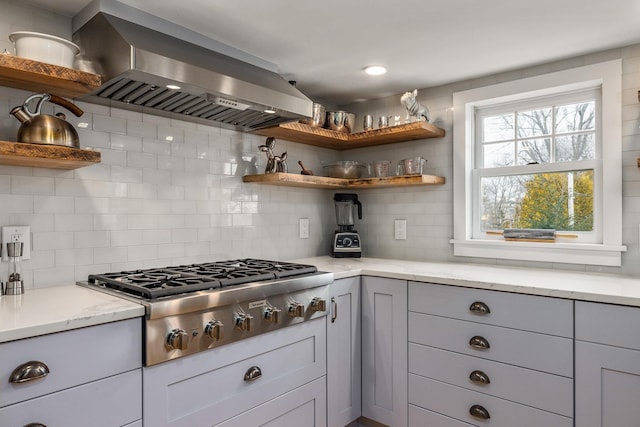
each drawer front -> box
[0,370,141,427]
[409,404,475,427]
[409,343,573,416]
[409,312,573,377]
[214,377,326,427]
[576,301,640,349]
[409,282,573,337]
[0,318,141,407]
[409,374,573,427]
[143,317,326,427]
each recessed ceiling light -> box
[166,84,181,90]
[364,66,387,76]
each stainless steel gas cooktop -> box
[78,258,333,365]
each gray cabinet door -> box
[327,277,362,427]
[361,276,408,427]
[575,340,640,427]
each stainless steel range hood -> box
[73,12,312,131]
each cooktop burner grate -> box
[87,259,317,300]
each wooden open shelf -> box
[253,121,445,150]
[242,172,445,189]
[0,54,102,98]
[0,141,101,169]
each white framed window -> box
[451,60,626,266]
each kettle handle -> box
[48,94,84,117]
[23,93,84,118]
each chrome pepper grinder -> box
[5,242,24,295]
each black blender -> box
[332,193,362,258]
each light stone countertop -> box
[4,256,640,344]
[0,285,144,344]
[293,256,640,307]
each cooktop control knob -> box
[235,313,253,331]
[288,302,305,318]
[204,320,224,340]
[310,297,327,312]
[264,307,281,323]
[166,328,189,351]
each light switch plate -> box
[394,219,407,240]
[2,226,31,260]
[299,218,310,239]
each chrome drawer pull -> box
[469,336,490,350]
[331,297,337,323]
[469,370,491,385]
[469,301,490,314]
[469,404,490,420]
[244,366,262,382]
[9,361,50,384]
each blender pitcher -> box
[334,193,362,231]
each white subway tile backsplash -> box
[74,231,110,248]
[94,214,128,231]
[128,120,158,139]
[93,246,128,264]
[56,248,94,266]
[110,230,143,247]
[143,229,172,245]
[127,151,157,169]
[34,231,74,251]
[93,114,127,134]
[111,134,143,152]
[55,214,93,231]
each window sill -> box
[450,239,627,267]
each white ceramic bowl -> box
[9,31,80,68]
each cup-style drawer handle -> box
[24,424,47,427]
[469,404,490,420]
[9,361,50,384]
[244,366,262,382]
[469,301,491,314]
[469,336,490,350]
[469,370,491,385]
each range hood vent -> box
[73,13,312,131]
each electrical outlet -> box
[299,218,310,239]
[394,219,407,240]
[2,226,31,260]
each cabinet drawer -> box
[409,282,572,337]
[409,374,572,427]
[0,318,141,407]
[409,312,573,377]
[409,404,475,427]
[0,370,141,427]
[214,377,326,427]
[576,301,640,349]
[143,317,326,427]
[409,343,572,416]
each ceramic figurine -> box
[400,89,431,123]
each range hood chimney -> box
[73,12,312,131]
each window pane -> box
[517,138,551,165]
[483,114,514,142]
[555,101,595,134]
[480,170,593,232]
[517,108,552,138]
[483,142,514,168]
[556,134,595,161]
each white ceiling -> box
[24,0,640,107]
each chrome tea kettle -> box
[10,93,84,148]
